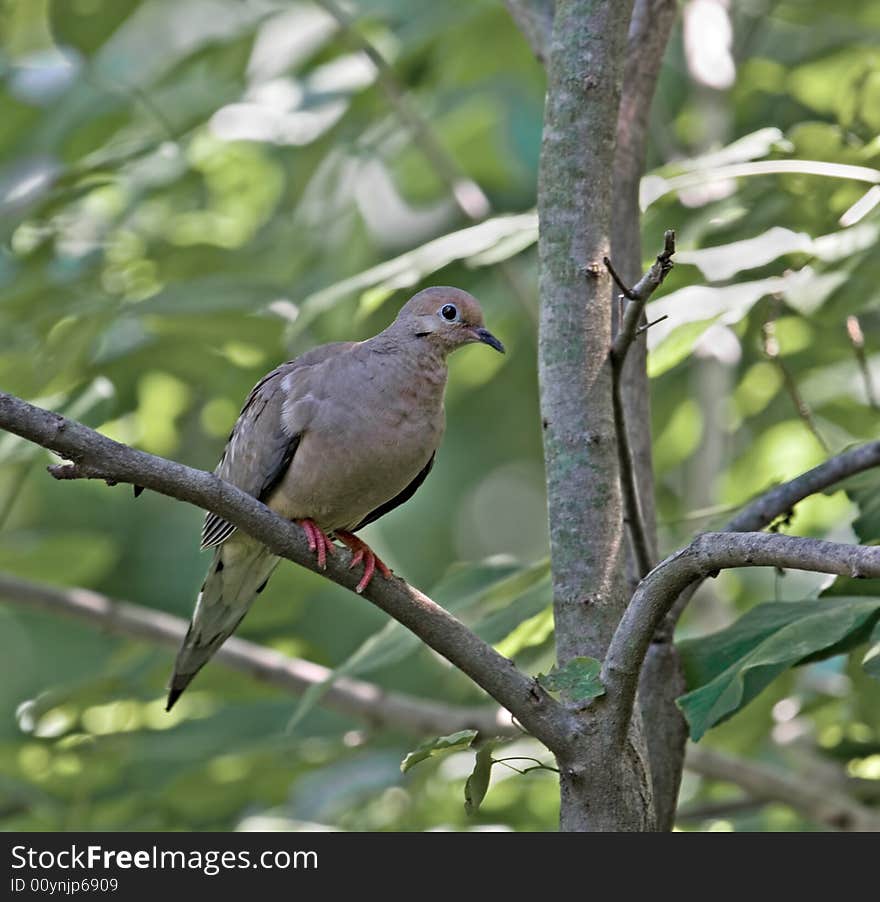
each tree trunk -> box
[610,0,684,832]
[538,0,653,830]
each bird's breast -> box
[268,364,445,530]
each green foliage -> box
[538,657,604,703]
[400,730,478,774]
[2,0,880,832]
[678,598,880,740]
[463,740,496,815]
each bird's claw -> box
[297,519,335,570]
[335,531,392,593]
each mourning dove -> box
[166,287,504,710]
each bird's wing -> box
[350,452,436,532]
[201,343,354,548]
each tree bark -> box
[537,0,654,830]
[609,0,682,830]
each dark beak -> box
[474,327,505,354]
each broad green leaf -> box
[400,730,478,773]
[840,471,880,545]
[495,606,554,658]
[538,656,604,703]
[864,620,880,680]
[674,222,877,283]
[472,574,552,646]
[678,598,880,740]
[464,741,496,815]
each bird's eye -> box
[440,303,458,321]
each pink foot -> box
[335,531,392,593]
[296,519,336,570]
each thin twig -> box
[846,315,879,411]
[762,312,829,453]
[612,375,653,577]
[609,229,676,364]
[0,572,515,738]
[493,755,559,773]
[607,230,677,579]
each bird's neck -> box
[363,330,449,390]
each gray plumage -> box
[167,287,503,710]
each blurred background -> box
[1,0,879,831]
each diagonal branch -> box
[662,439,880,631]
[685,744,880,832]
[726,440,880,533]
[0,390,573,753]
[604,531,880,737]
[0,572,514,738]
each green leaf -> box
[864,620,880,680]
[678,598,880,741]
[292,212,537,334]
[495,606,554,658]
[400,730,478,774]
[538,656,605,703]
[464,741,496,815]
[841,471,880,544]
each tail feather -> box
[167,537,279,709]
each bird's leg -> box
[296,519,336,570]
[334,531,392,593]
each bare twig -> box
[604,531,880,737]
[685,744,880,832]
[607,230,676,580]
[0,572,515,737]
[0,390,573,752]
[762,314,830,453]
[846,315,879,411]
[612,374,653,578]
[609,230,676,364]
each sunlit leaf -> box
[864,620,880,681]
[642,159,880,210]
[400,730,478,773]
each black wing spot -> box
[352,453,435,532]
[258,434,300,501]
[255,578,269,595]
[215,559,224,573]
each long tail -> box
[166,536,279,711]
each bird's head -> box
[393,286,505,356]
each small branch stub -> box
[609,228,676,365]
